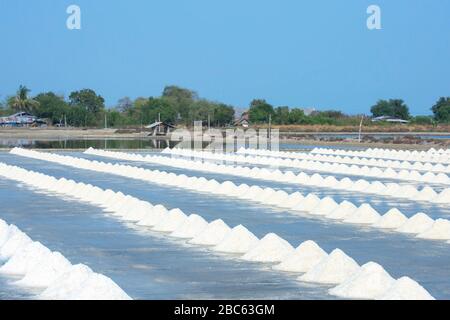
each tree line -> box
[1,85,449,127]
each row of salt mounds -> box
[310,147,450,164]
[0,218,130,300]
[236,147,450,174]
[0,163,434,300]
[158,147,450,185]
[11,148,450,243]
[83,148,450,205]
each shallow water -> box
[1,151,450,299]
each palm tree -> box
[8,85,40,113]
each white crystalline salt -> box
[68,273,131,300]
[310,197,339,216]
[273,240,328,273]
[241,233,294,262]
[326,201,357,220]
[329,262,395,299]
[137,204,167,227]
[121,201,150,222]
[38,264,95,299]
[0,220,10,248]
[299,249,360,284]
[343,204,381,225]
[153,208,188,232]
[257,188,277,203]
[396,212,435,234]
[0,241,53,275]
[365,181,386,194]
[0,228,33,259]
[415,186,438,201]
[213,225,259,254]
[376,277,435,300]
[189,219,231,246]
[280,192,304,209]
[373,208,408,229]
[265,190,289,206]
[15,251,72,287]
[170,214,209,239]
[294,193,320,212]
[417,219,450,240]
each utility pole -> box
[358,115,364,143]
[104,113,107,129]
[268,114,272,149]
[208,114,211,130]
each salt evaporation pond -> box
[74,151,450,220]
[1,151,450,299]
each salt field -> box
[1,146,449,300]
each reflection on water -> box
[0,138,177,149]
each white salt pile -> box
[343,204,381,225]
[189,219,231,246]
[0,229,33,260]
[241,233,294,263]
[329,262,395,299]
[376,277,435,300]
[67,273,131,300]
[0,219,10,247]
[0,241,52,275]
[38,264,94,300]
[417,219,450,240]
[170,214,209,238]
[15,251,72,287]
[137,204,168,227]
[299,249,360,284]
[153,208,188,232]
[213,225,259,254]
[396,212,435,234]
[294,194,320,212]
[280,192,304,209]
[273,240,328,273]
[326,201,357,220]
[310,197,339,216]
[373,208,408,229]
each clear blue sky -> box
[1,0,449,115]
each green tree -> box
[288,108,306,124]
[248,99,274,123]
[34,92,69,125]
[162,85,198,124]
[431,97,450,123]
[8,85,40,113]
[141,97,177,124]
[69,89,105,114]
[370,99,410,120]
[214,103,235,126]
[274,106,290,124]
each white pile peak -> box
[189,219,231,246]
[299,249,360,284]
[273,240,328,273]
[213,225,259,254]
[329,262,395,299]
[396,212,434,234]
[373,208,408,229]
[242,233,294,263]
[377,277,435,300]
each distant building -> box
[371,116,409,124]
[0,112,47,127]
[145,121,176,136]
[301,107,316,116]
[234,111,249,128]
